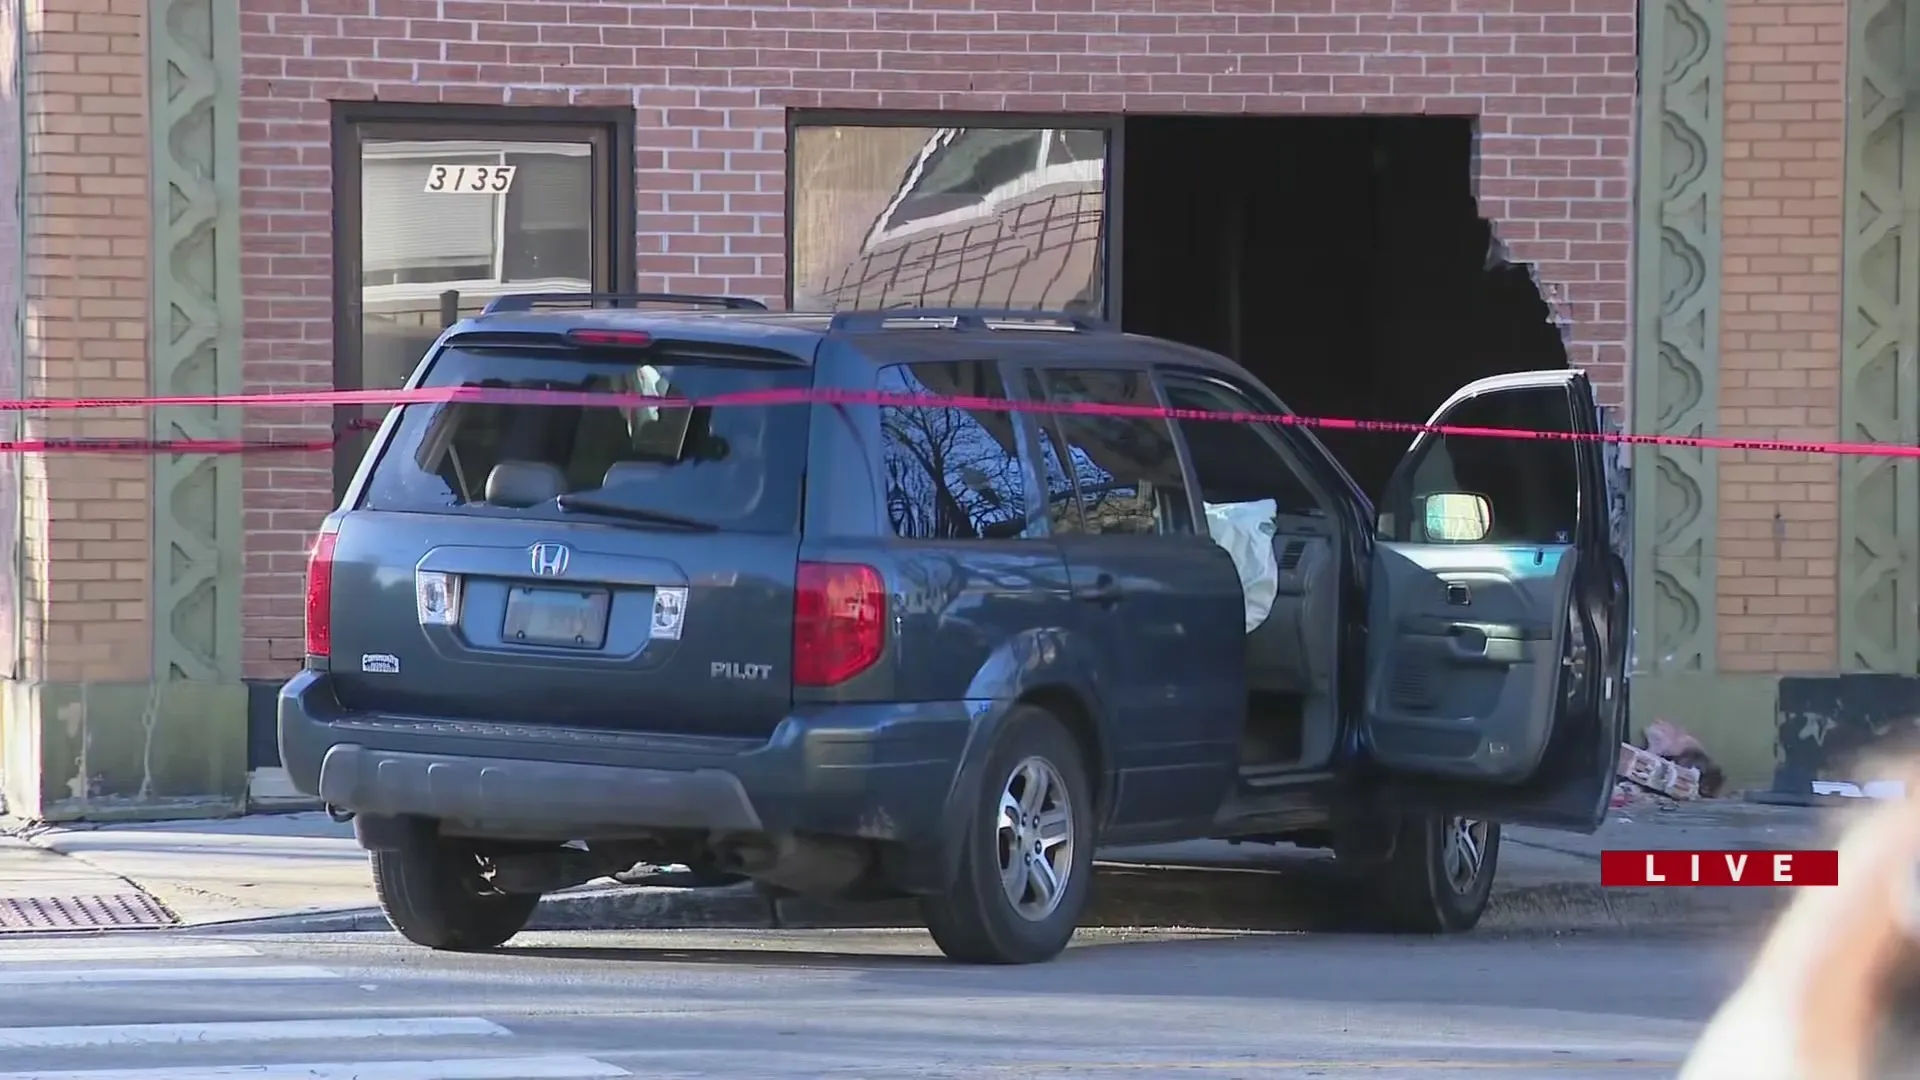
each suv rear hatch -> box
[324,328,814,739]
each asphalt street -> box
[0,925,1751,1079]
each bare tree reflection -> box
[880,364,1026,540]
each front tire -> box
[921,705,1095,964]
[1355,813,1500,934]
[370,825,540,951]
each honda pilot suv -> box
[281,293,1628,965]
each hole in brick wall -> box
[1119,115,1569,500]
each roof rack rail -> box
[827,307,1107,333]
[481,292,770,315]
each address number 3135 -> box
[423,164,516,194]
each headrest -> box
[484,461,567,508]
[602,461,668,489]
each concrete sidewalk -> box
[4,812,373,927]
[0,799,1847,936]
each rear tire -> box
[371,826,540,951]
[1353,813,1499,934]
[921,705,1095,964]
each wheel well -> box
[1017,686,1108,821]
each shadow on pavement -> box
[664,861,1360,936]
[499,923,1295,971]
[483,924,1741,1028]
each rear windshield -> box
[359,346,813,533]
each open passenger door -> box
[1363,371,1624,832]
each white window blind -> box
[361,154,498,277]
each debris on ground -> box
[1612,720,1726,808]
[1809,779,1907,800]
[1611,779,1682,812]
[1642,719,1726,797]
[1618,742,1701,802]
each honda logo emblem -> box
[529,542,571,578]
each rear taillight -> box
[304,526,340,658]
[793,562,886,687]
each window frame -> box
[1016,389,1089,538]
[1154,364,1373,519]
[1013,362,1200,538]
[1376,383,1586,548]
[330,101,637,499]
[784,110,1125,318]
[1153,369,1341,527]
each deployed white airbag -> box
[1204,499,1280,633]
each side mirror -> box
[1418,492,1492,543]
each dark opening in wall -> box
[1118,115,1568,500]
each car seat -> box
[484,461,568,508]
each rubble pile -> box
[1613,719,1726,810]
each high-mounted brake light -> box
[304,523,340,659]
[566,329,653,348]
[793,562,886,687]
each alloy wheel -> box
[1441,817,1490,894]
[995,756,1075,921]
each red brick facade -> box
[1715,0,1846,672]
[236,0,1637,679]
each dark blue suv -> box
[280,294,1628,965]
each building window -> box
[331,104,635,497]
[789,120,1110,315]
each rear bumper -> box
[277,670,977,847]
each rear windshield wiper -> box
[554,494,720,532]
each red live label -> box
[1599,849,1841,887]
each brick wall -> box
[1717,0,1844,673]
[236,0,1638,679]
[0,0,21,681]
[21,0,150,684]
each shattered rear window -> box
[359,346,813,534]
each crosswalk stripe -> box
[0,943,260,964]
[0,1055,632,1080]
[0,1016,514,1049]
[0,965,337,986]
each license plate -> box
[501,587,611,650]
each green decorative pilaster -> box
[139,0,246,809]
[1631,0,1723,679]
[1837,0,1920,673]
[1,0,250,822]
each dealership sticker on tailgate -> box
[360,653,400,674]
[650,587,688,641]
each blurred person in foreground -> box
[1681,768,1920,1080]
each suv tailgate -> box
[325,337,812,739]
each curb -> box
[188,869,1791,939]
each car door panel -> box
[1155,371,1353,775]
[1062,533,1245,835]
[1366,542,1576,783]
[1017,366,1242,839]
[1364,370,1620,833]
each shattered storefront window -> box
[790,125,1108,315]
